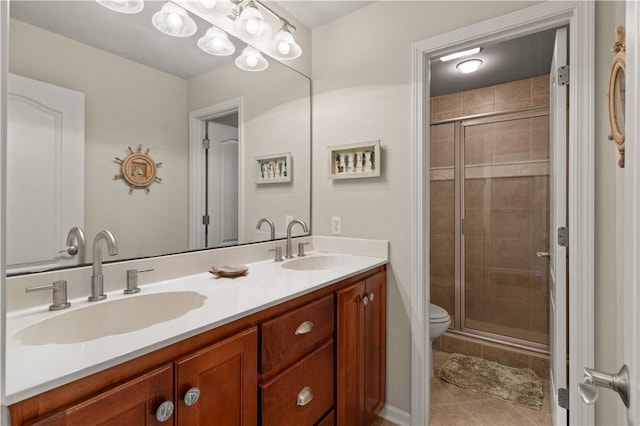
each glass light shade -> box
[198,26,235,56]
[272,27,302,60]
[235,46,269,71]
[456,59,483,74]
[194,0,232,17]
[233,2,271,41]
[152,2,197,37]
[96,0,144,14]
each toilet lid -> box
[429,304,450,321]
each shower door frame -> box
[437,107,552,353]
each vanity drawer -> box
[260,340,334,426]
[260,294,334,373]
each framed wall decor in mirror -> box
[6,0,311,274]
[608,25,626,168]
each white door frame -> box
[624,1,640,424]
[188,98,244,250]
[411,2,595,425]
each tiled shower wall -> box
[430,75,551,347]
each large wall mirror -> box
[7,0,311,275]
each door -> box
[205,121,239,247]
[7,73,84,273]
[175,327,258,425]
[549,27,568,426]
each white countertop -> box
[5,251,387,405]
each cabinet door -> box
[364,271,386,424]
[336,281,366,426]
[26,364,174,426]
[175,327,257,426]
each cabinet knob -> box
[362,295,369,306]
[369,292,375,302]
[295,320,314,335]
[296,386,314,406]
[183,387,201,406]
[155,400,174,422]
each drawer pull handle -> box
[184,387,201,406]
[155,400,175,422]
[297,386,314,406]
[295,320,314,335]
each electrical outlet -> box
[285,215,294,227]
[331,216,342,235]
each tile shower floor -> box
[429,350,551,425]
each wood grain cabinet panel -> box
[260,340,334,426]
[25,364,174,426]
[260,294,334,374]
[336,271,386,426]
[175,327,257,426]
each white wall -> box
[312,0,625,418]
[9,19,190,261]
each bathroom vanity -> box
[6,246,387,426]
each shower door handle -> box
[536,251,550,258]
[578,365,630,407]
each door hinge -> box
[558,226,569,247]
[202,215,210,226]
[558,65,569,86]
[558,387,569,409]
[202,138,210,150]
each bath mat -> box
[437,353,544,410]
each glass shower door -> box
[462,112,551,347]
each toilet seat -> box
[429,304,450,323]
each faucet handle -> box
[297,242,310,257]
[58,246,79,256]
[26,280,71,311]
[269,246,284,262]
[125,268,154,294]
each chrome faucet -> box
[285,219,308,259]
[65,227,87,264]
[89,230,119,302]
[256,217,275,240]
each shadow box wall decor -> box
[255,152,292,184]
[328,140,381,179]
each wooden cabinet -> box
[10,266,386,426]
[23,328,257,426]
[336,270,386,426]
[25,364,174,426]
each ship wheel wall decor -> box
[114,144,162,193]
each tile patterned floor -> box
[373,350,551,426]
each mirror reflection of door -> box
[204,115,239,247]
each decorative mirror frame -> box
[608,25,626,167]
[114,144,162,193]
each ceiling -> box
[10,1,559,94]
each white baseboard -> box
[379,403,412,426]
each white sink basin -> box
[281,255,347,271]
[14,291,207,345]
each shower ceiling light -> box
[439,47,481,62]
[152,2,197,37]
[235,46,269,71]
[198,26,236,56]
[456,59,483,74]
[233,0,271,41]
[272,23,301,60]
[96,0,144,14]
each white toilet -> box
[429,303,452,376]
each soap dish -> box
[209,265,249,278]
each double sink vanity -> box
[5,236,388,425]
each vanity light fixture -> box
[235,46,269,71]
[96,0,144,14]
[198,26,236,56]
[152,2,197,37]
[456,59,483,74]
[439,47,481,62]
[272,22,302,60]
[233,0,271,41]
